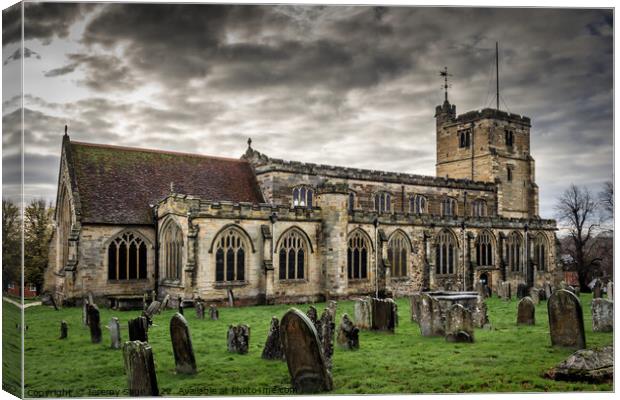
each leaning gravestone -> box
[209,304,219,320]
[591,298,613,332]
[445,303,474,343]
[128,316,149,342]
[59,321,68,339]
[418,293,444,337]
[87,304,102,343]
[529,288,540,305]
[337,313,359,350]
[548,289,586,349]
[143,301,161,320]
[195,302,205,320]
[261,316,284,360]
[227,289,235,307]
[370,298,396,332]
[170,313,197,374]
[517,297,535,325]
[472,295,490,329]
[354,297,372,329]
[177,296,184,315]
[280,308,333,393]
[227,324,250,354]
[123,341,159,396]
[161,294,170,311]
[517,283,528,299]
[318,309,336,370]
[410,293,422,323]
[109,317,121,349]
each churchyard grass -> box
[21,294,612,396]
[2,299,22,397]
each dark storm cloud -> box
[2,2,92,46]
[3,47,41,65]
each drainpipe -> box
[374,217,379,298]
[461,220,466,291]
[524,223,529,286]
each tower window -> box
[348,192,356,212]
[458,128,471,148]
[507,166,513,182]
[505,130,514,147]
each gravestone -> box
[227,289,235,307]
[472,296,490,328]
[170,313,197,374]
[574,285,581,297]
[564,285,576,295]
[128,316,149,342]
[327,300,337,316]
[161,294,170,311]
[501,281,512,300]
[209,304,219,320]
[544,282,553,299]
[82,299,89,327]
[517,297,535,325]
[529,288,540,305]
[544,346,613,383]
[261,316,284,360]
[143,301,161,320]
[195,302,205,320]
[109,317,121,349]
[123,341,159,396]
[280,308,333,393]
[177,296,184,315]
[318,308,336,370]
[547,289,586,349]
[392,300,399,327]
[306,306,319,327]
[410,293,422,323]
[59,321,68,339]
[143,293,148,311]
[151,290,156,303]
[418,293,444,337]
[354,297,372,329]
[607,281,613,300]
[445,303,474,343]
[336,314,359,350]
[227,324,250,354]
[87,304,102,343]
[370,298,396,332]
[591,298,613,332]
[517,283,529,299]
[593,280,603,299]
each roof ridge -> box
[70,140,248,163]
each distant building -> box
[6,281,38,298]
[45,93,560,306]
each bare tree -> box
[599,180,613,221]
[555,184,600,291]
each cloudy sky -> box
[2,2,613,220]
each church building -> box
[45,94,560,306]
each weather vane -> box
[439,66,452,102]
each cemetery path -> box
[2,296,41,309]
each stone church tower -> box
[435,98,539,219]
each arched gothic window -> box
[278,229,307,280]
[472,199,487,217]
[435,230,457,275]
[161,220,183,281]
[57,186,71,271]
[374,192,391,213]
[347,230,369,280]
[348,192,356,212]
[476,231,494,267]
[409,194,427,214]
[507,231,522,272]
[108,231,148,280]
[533,233,547,271]
[441,197,457,216]
[292,186,314,208]
[214,228,246,282]
[388,231,409,277]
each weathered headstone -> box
[143,301,161,320]
[109,317,121,349]
[418,293,444,337]
[370,297,396,332]
[410,293,422,323]
[445,303,474,343]
[501,281,512,300]
[128,316,149,342]
[607,281,613,300]
[209,304,219,320]
[548,289,586,349]
[392,300,399,327]
[82,299,89,327]
[59,321,68,339]
[151,290,156,303]
[261,316,284,360]
[227,289,235,307]
[544,282,553,299]
[517,283,528,299]
[170,313,197,374]
[593,280,603,299]
[544,346,613,383]
[591,298,613,332]
[336,314,359,350]
[143,293,148,311]
[306,306,319,326]
[195,302,205,320]
[327,300,337,316]
[280,308,333,393]
[318,309,335,370]
[161,294,170,311]
[123,341,159,396]
[87,304,102,343]
[354,297,372,329]
[177,296,184,315]
[529,288,540,305]
[472,295,490,328]
[227,324,250,354]
[517,297,535,325]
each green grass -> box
[3,299,23,397]
[21,294,612,397]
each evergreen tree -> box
[24,199,54,291]
[2,200,21,289]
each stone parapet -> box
[450,108,531,126]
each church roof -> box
[68,141,264,225]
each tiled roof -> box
[69,141,264,224]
